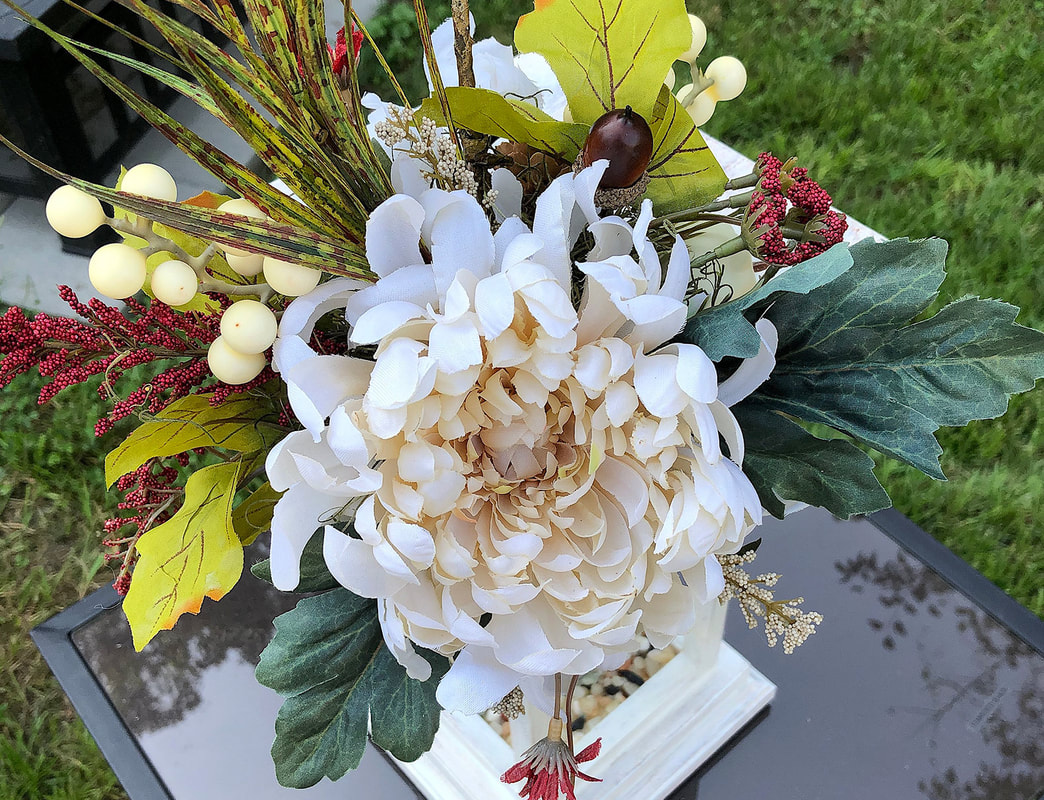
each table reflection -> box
[69,510,1042,800]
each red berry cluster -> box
[0,287,278,436]
[748,153,848,266]
[103,453,198,594]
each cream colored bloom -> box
[267,163,773,711]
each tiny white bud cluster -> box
[718,550,823,653]
[375,107,479,196]
[488,686,525,720]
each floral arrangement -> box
[2,0,1043,796]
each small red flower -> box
[501,731,602,800]
[329,24,364,75]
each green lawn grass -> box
[1,0,1041,796]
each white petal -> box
[490,168,523,222]
[350,300,426,345]
[428,317,483,373]
[379,600,432,680]
[718,318,778,406]
[436,646,522,714]
[323,525,412,597]
[268,483,328,590]
[285,355,373,438]
[365,195,425,277]
[345,265,437,326]
[428,193,496,295]
[474,273,516,338]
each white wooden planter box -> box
[396,600,775,800]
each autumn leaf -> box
[105,393,284,486]
[645,86,727,212]
[515,0,691,124]
[123,461,246,650]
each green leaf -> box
[644,88,727,213]
[680,242,854,360]
[256,589,449,788]
[418,87,590,159]
[105,393,284,486]
[514,0,691,123]
[234,481,283,546]
[732,403,890,519]
[250,529,338,592]
[749,238,1044,479]
[123,461,245,650]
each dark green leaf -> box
[256,589,449,788]
[733,403,890,519]
[749,238,1044,479]
[250,530,338,592]
[680,242,854,361]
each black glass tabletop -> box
[34,508,1044,800]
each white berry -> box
[220,300,277,354]
[686,91,717,126]
[88,243,147,299]
[207,336,266,385]
[121,164,178,202]
[263,257,321,297]
[150,260,198,306]
[225,252,265,277]
[46,185,106,238]
[705,56,747,102]
[218,198,267,258]
[680,15,707,63]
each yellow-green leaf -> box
[105,393,283,486]
[233,481,283,545]
[514,0,691,124]
[123,461,245,650]
[418,88,589,159]
[644,87,727,213]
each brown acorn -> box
[580,106,654,190]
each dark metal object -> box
[33,509,1044,799]
[0,0,224,199]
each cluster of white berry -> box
[375,107,478,196]
[717,550,823,654]
[666,14,748,127]
[43,163,327,385]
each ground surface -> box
[1,1,1041,797]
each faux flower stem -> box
[564,675,580,752]
[107,217,274,301]
[690,235,748,270]
[724,172,760,191]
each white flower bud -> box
[219,299,278,354]
[680,15,707,63]
[150,259,198,306]
[263,257,321,297]
[45,185,106,239]
[88,243,147,299]
[705,56,747,102]
[225,252,265,277]
[207,335,266,384]
[686,91,717,127]
[121,164,178,202]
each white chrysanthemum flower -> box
[266,162,776,713]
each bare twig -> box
[450,0,475,88]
